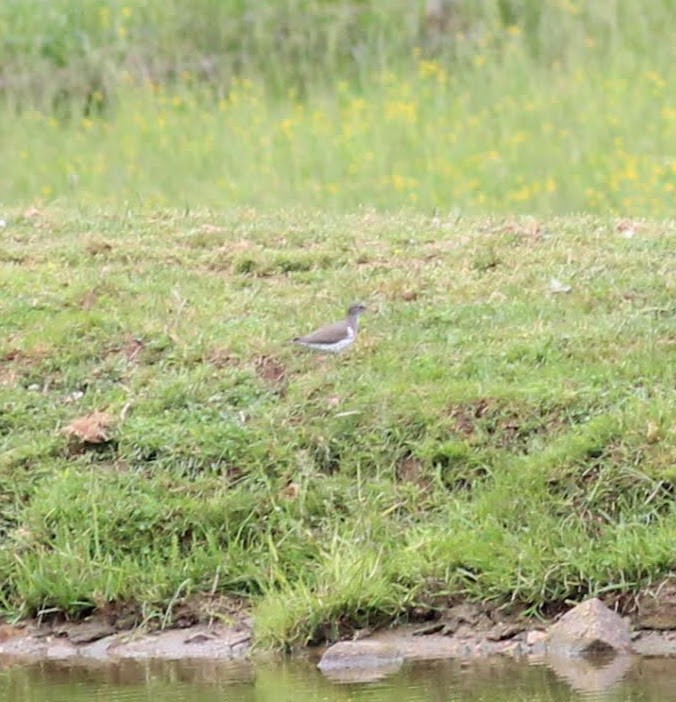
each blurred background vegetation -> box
[1,0,674,212]
[1,0,672,108]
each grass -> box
[3,1,671,98]
[1,2,674,213]
[3,53,673,214]
[0,208,674,647]
[0,0,674,649]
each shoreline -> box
[2,585,675,666]
[1,210,673,653]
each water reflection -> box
[0,654,674,702]
[0,658,256,702]
[546,652,635,696]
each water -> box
[0,655,674,702]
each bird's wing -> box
[294,321,350,344]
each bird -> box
[292,302,367,353]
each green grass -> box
[0,208,674,646]
[1,0,674,648]
[2,1,671,100]
[4,54,673,214]
[1,1,674,213]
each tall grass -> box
[2,1,673,98]
[3,55,673,213]
[1,3,673,212]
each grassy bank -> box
[0,208,674,646]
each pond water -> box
[1,655,675,702]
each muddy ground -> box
[1,580,674,665]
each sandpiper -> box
[292,302,366,353]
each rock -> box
[413,603,492,637]
[635,579,676,630]
[545,598,633,657]
[318,640,403,680]
[526,629,547,646]
[486,622,526,641]
[526,629,548,657]
[0,621,253,665]
[0,624,25,643]
[62,621,117,644]
[632,630,676,657]
[107,625,250,660]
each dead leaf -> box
[63,411,114,444]
[279,483,300,500]
[254,355,286,385]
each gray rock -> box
[318,640,403,672]
[635,579,676,630]
[545,598,633,657]
[412,603,492,637]
[61,622,117,644]
[632,630,676,657]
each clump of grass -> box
[0,209,673,646]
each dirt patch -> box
[635,579,676,630]
[254,354,287,389]
[446,398,566,451]
[203,347,240,368]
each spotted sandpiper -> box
[292,302,367,353]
